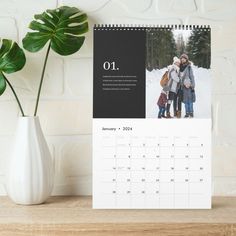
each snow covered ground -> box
[146,66,211,118]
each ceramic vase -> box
[6,116,54,205]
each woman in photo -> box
[166,57,180,118]
[179,54,196,118]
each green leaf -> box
[0,72,6,95]
[0,39,26,96]
[23,6,89,56]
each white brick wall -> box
[0,0,236,196]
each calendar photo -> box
[146,27,211,119]
[93,25,211,209]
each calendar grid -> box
[94,119,211,209]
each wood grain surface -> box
[0,196,235,236]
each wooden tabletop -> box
[0,196,236,236]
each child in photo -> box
[157,87,168,118]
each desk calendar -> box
[93,25,211,209]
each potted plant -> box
[5,6,89,205]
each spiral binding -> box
[93,24,210,31]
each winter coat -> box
[166,65,180,94]
[183,88,196,103]
[157,91,167,107]
[180,64,196,103]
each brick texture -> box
[0,0,235,196]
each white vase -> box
[6,116,54,205]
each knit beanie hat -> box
[180,53,189,60]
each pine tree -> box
[176,34,185,56]
[186,29,211,68]
[146,29,177,70]
[146,28,210,70]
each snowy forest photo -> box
[146,27,211,119]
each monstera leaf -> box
[22,6,88,55]
[0,39,26,95]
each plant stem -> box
[3,73,25,117]
[34,42,51,116]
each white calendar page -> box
[93,119,211,209]
[93,25,211,209]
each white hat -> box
[173,56,180,64]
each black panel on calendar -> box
[93,26,146,118]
